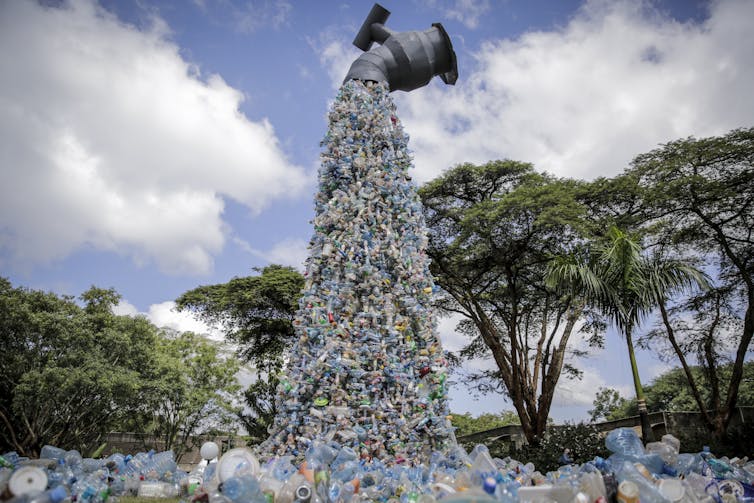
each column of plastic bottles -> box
[258,79,454,464]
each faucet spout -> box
[344,3,458,93]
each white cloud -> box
[421,0,492,29]
[191,0,293,33]
[233,236,309,270]
[147,300,223,338]
[436,313,467,352]
[320,0,754,185]
[114,298,224,339]
[232,0,293,34]
[554,365,615,407]
[265,238,309,269]
[400,0,754,183]
[0,0,307,275]
[646,360,674,381]
[311,30,361,92]
[113,299,140,317]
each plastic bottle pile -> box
[0,446,184,502]
[258,79,453,463]
[2,431,753,502]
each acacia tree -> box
[175,265,304,443]
[628,127,754,436]
[547,227,706,442]
[419,160,602,445]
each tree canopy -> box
[175,264,304,443]
[126,329,242,459]
[450,411,520,437]
[0,280,155,456]
[626,127,754,436]
[418,160,602,445]
[547,226,707,441]
[0,279,242,458]
[592,362,754,422]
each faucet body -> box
[344,4,458,93]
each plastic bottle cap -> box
[296,484,312,502]
[617,481,640,503]
[9,466,48,496]
[658,479,685,502]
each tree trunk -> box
[625,326,654,443]
[657,297,713,430]
[722,294,754,436]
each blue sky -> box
[1,0,752,422]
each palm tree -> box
[547,227,707,443]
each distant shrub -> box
[511,422,610,473]
[674,424,754,458]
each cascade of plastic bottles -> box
[258,80,454,463]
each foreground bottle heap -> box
[258,79,454,463]
[2,429,754,502]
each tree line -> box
[2,126,751,455]
[178,126,752,446]
[0,282,241,458]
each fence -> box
[456,407,753,447]
[102,432,247,467]
[103,407,752,465]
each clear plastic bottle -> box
[149,450,177,480]
[63,450,82,471]
[39,446,67,462]
[72,474,110,503]
[220,474,266,503]
[605,429,645,457]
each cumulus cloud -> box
[115,298,224,339]
[112,299,140,317]
[233,236,309,270]
[553,365,635,407]
[319,0,754,184]
[435,313,467,352]
[147,301,223,338]
[0,0,307,275]
[421,0,492,29]
[398,0,754,183]
[310,29,361,92]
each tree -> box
[626,127,754,437]
[0,280,157,456]
[419,161,602,445]
[588,387,627,422]
[598,362,754,421]
[0,278,244,458]
[547,227,707,442]
[131,330,242,460]
[450,411,520,437]
[175,265,304,443]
